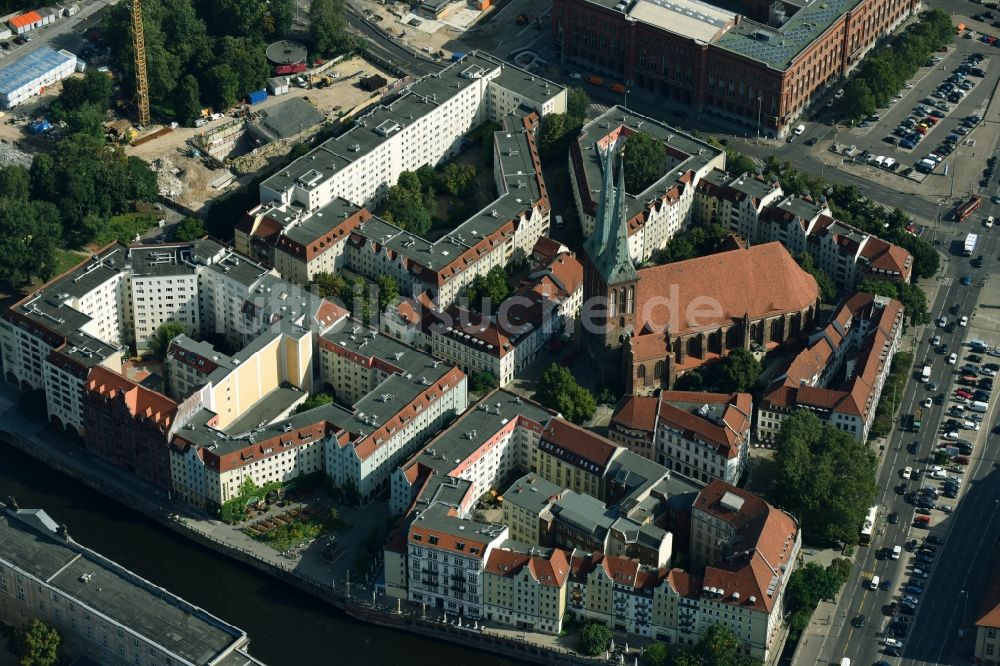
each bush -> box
[578,624,612,656]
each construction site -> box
[124,56,400,213]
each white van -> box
[794,124,806,135]
[892,545,902,560]
[970,400,989,413]
[986,216,995,228]
[870,575,880,590]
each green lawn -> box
[52,249,88,276]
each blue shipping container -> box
[247,89,267,104]
[450,52,465,61]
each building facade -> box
[552,0,919,136]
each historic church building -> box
[582,146,821,394]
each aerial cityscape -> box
[0,0,997,664]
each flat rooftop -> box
[713,0,863,70]
[0,47,76,98]
[577,106,723,224]
[629,0,734,43]
[0,507,252,665]
[251,97,326,141]
[259,51,562,207]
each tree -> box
[382,173,432,236]
[470,371,498,394]
[377,274,399,311]
[578,623,612,656]
[712,349,761,392]
[175,75,203,126]
[175,217,206,241]
[150,322,187,359]
[0,198,61,288]
[856,277,929,325]
[310,0,353,56]
[887,226,939,279]
[795,252,838,303]
[623,131,664,194]
[533,363,596,424]
[268,0,294,36]
[697,624,748,666]
[841,78,876,120]
[296,393,333,413]
[313,272,349,301]
[0,165,31,201]
[436,161,477,196]
[216,36,270,97]
[466,266,510,312]
[13,619,60,666]
[643,642,670,666]
[773,411,878,545]
[566,87,590,122]
[62,103,106,138]
[539,113,571,158]
[674,370,703,391]
[204,63,240,111]
[53,68,113,115]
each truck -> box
[246,89,267,105]
[586,75,605,86]
[963,232,978,256]
[969,400,989,413]
[912,408,923,432]
[920,364,932,382]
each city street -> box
[810,221,1000,665]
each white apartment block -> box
[258,52,565,213]
[406,506,509,617]
[570,107,726,264]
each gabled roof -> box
[85,366,178,430]
[635,242,819,338]
[539,419,620,476]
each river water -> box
[0,441,516,666]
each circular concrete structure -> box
[266,40,308,66]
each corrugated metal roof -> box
[8,11,41,28]
[0,47,76,97]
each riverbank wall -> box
[0,429,605,666]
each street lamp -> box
[623,80,632,110]
[756,95,763,140]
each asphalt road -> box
[345,5,442,78]
[0,0,117,64]
[816,225,1000,666]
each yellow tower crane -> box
[131,0,150,127]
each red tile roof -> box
[610,395,659,433]
[634,242,819,338]
[485,548,570,587]
[655,391,752,459]
[976,571,1000,628]
[539,419,619,475]
[85,366,178,429]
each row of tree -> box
[785,558,853,641]
[869,351,914,438]
[840,9,955,121]
[758,156,940,280]
[772,411,878,545]
[102,0,353,124]
[648,219,729,265]
[311,271,399,321]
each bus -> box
[955,196,982,223]
[860,505,878,545]
[964,233,978,256]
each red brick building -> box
[82,367,178,491]
[551,0,919,136]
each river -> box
[0,441,518,666]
